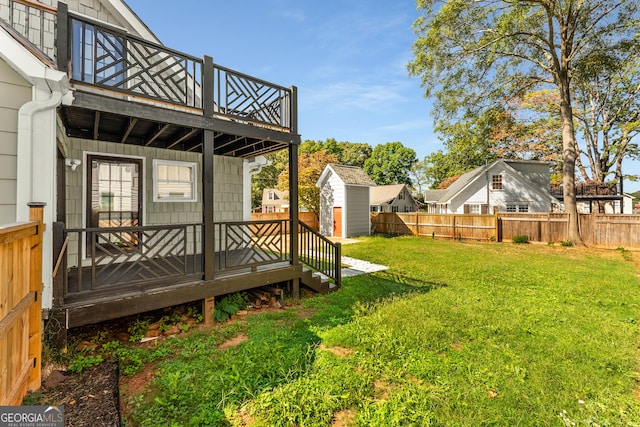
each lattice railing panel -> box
[65,224,201,293]
[70,17,203,109]
[218,220,287,270]
[213,66,291,129]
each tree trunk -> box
[559,82,583,244]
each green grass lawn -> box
[123,236,640,426]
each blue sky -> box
[126,0,437,158]
[126,0,640,193]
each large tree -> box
[408,0,639,243]
[277,150,338,214]
[364,141,417,186]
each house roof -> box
[426,159,557,204]
[370,184,408,205]
[317,164,376,187]
[261,188,289,207]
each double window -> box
[506,204,529,213]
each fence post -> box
[452,212,456,240]
[27,202,45,392]
[493,206,499,242]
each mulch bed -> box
[35,360,121,426]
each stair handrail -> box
[298,221,341,288]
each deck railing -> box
[551,182,620,198]
[214,219,290,272]
[64,11,293,130]
[0,1,295,131]
[64,223,202,299]
[298,221,341,287]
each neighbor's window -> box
[506,204,517,212]
[469,204,481,214]
[518,204,529,213]
[392,206,399,213]
[492,174,503,190]
[153,160,197,202]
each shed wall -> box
[345,185,370,237]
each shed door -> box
[333,207,342,237]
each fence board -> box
[251,212,319,231]
[371,211,640,249]
[0,205,44,405]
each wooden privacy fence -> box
[371,212,499,242]
[372,212,640,249]
[251,212,319,231]
[0,204,44,405]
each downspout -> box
[16,90,63,219]
[16,89,64,312]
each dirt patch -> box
[34,360,120,426]
[218,333,249,350]
[320,344,354,358]
[331,408,357,426]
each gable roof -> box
[261,188,289,207]
[370,184,408,205]
[317,164,376,187]
[426,159,557,204]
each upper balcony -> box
[551,181,622,200]
[1,0,298,156]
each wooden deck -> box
[62,261,301,328]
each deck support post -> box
[288,88,300,299]
[203,296,215,326]
[202,56,215,281]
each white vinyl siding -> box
[0,59,31,224]
[345,186,370,237]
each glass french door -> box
[87,155,142,248]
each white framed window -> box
[469,204,481,214]
[506,204,517,212]
[153,159,197,202]
[518,204,529,213]
[392,206,399,213]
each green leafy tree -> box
[251,150,288,209]
[277,150,338,214]
[364,142,417,185]
[408,0,639,242]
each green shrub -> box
[561,240,574,247]
[512,234,529,244]
[213,292,248,322]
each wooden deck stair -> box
[300,267,338,294]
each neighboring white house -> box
[370,184,417,213]
[261,188,289,213]
[423,159,560,214]
[577,194,634,215]
[317,164,376,237]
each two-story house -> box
[0,0,340,336]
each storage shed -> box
[316,164,376,237]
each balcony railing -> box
[551,182,620,198]
[63,11,293,131]
[0,1,295,132]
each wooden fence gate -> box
[0,204,44,405]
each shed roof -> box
[318,164,376,187]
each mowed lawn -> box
[125,236,640,426]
